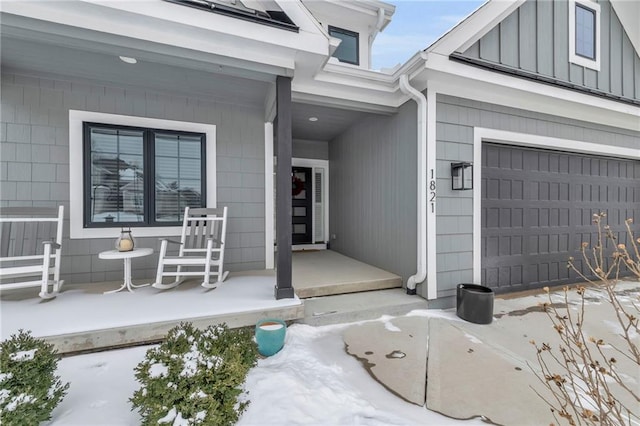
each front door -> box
[292,167,313,244]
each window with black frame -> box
[84,123,206,227]
[328,26,359,65]
[575,3,596,59]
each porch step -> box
[46,303,305,355]
[292,250,403,299]
[300,288,428,327]
[295,276,402,299]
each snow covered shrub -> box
[131,322,258,425]
[0,330,69,426]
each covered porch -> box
[1,251,405,353]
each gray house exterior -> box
[1,0,638,307]
[326,0,639,305]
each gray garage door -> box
[481,143,640,293]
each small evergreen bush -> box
[0,330,69,426]
[131,322,258,425]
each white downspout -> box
[399,74,426,295]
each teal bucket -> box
[255,318,286,357]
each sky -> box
[371,0,486,70]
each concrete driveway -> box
[343,280,640,425]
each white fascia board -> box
[291,90,396,115]
[610,0,640,54]
[282,0,331,42]
[89,0,329,56]
[290,53,428,112]
[425,54,640,132]
[429,0,525,56]
[317,0,395,23]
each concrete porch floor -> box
[0,270,303,354]
[1,251,406,354]
[292,250,402,298]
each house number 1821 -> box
[429,169,436,213]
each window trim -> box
[69,110,216,239]
[569,0,601,71]
[328,26,360,66]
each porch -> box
[0,251,407,354]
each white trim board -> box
[472,128,640,283]
[569,0,601,71]
[69,110,217,239]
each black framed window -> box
[575,4,596,59]
[328,26,359,65]
[84,123,206,227]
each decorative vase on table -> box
[255,318,286,357]
[115,228,135,252]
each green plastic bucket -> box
[255,318,286,357]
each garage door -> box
[481,143,640,293]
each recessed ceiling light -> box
[308,117,318,122]
[119,56,137,64]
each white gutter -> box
[398,75,427,295]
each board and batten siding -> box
[435,94,640,302]
[460,0,640,101]
[0,71,267,285]
[329,101,417,284]
[293,139,329,160]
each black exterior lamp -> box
[451,162,473,190]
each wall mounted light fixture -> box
[451,162,473,190]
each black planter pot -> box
[456,283,494,324]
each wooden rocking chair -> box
[152,206,229,290]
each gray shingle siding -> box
[434,93,640,302]
[1,71,266,284]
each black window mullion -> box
[83,123,92,228]
[146,130,155,226]
[84,123,206,228]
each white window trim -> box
[569,0,601,71]
[69,110,216,239]
[472,128,640,283]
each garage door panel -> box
[482,143,640,292]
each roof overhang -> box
[420,53,640,132]
[610,0,640,54]
[0,0,331,80]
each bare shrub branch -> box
[531,213,640,425]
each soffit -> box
[0,35,270,107]
[291,102,371,141]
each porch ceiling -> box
[291,101,372,141]
[0,33,271,107]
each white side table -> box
[99,248,153,294]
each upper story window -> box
[569,0,600,71]
[576,5,595,59]
[84,123,206,228]
[328,26,359,65]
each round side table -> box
[98,248,153,294]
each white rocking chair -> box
[152,206,229,290]
[0,206,65,299]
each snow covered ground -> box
[50,317,483,425]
